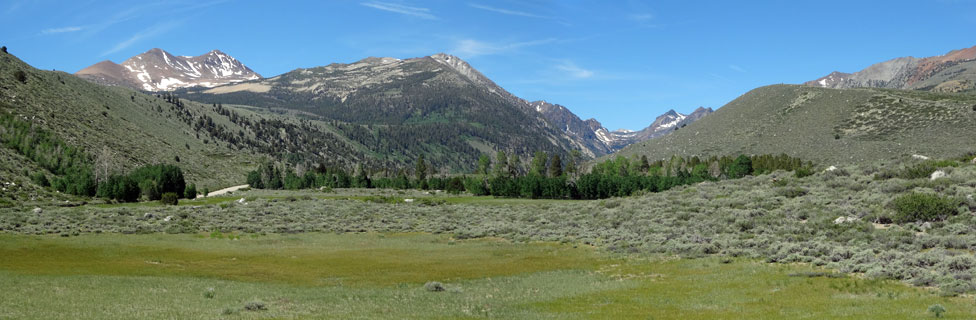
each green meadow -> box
[1,232,974,319]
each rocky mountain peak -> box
[76,48,261,91]
[805,44,976,91]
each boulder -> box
[32,207,42,215]
[834,216,860,224]
[912,154,930,160]
[930,170,947,181]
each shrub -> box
[31,172,50,187]
[928,304,946,317]
[887,160,958,180]
[160,192,179,205]
[892,193,959,223]
[14,70,26,84]
[778,187,808,198]
[424,281,445,292]
[184,184,197,199]
[244,300,266,311]
[417,198,446,206]
[794,166,814,178]
[203,288,215,299]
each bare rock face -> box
[806,45,976,91]
[532,104,713,153]
[76,48,261,91]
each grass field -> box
[1,232,974,319]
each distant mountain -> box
[614,84,976,165]
[76,48,260,91]
[0,49,261,189]
[529,100,614,156]
[175,53,598,169]
[806,45,976,93]
[530,101,712,152]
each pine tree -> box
[548,154,563,177]
[415,154,428,181]
[530,151,548,176]
[494,151,508,177]
[565,150,580,176]
[508,153,520,178]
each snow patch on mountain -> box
[76,48,262,91]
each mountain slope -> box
[175,54,600,168]
[614,85,976,165]
[806,45,976,93]
[0,49,370,192]
[76,48,260,91]
[529,100,614,156]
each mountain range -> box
[76,50,709,160]
[76,48,261,92]
[530,100,712,152]
[806,45,976,93]
[11,42,970,191]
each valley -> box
[4,4,976,316]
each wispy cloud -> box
[452,38,557,58]
[361,1,436,19]
[729,64,746,73]
[41,26,83,35]
[79,1,229,39]
[469,3,548,19]
[556,60,594,79]
[102,20,183,56]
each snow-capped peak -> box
[76,48,262,92]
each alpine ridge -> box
[76,48,261,91]
[806,44,976,93]
[530,100,712,152]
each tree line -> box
[247,150,813,200]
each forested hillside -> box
[174,54,595,170]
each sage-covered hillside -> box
[615,85,976,165]
[0,49,379,199]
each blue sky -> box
[3,0,976,130]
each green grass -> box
[0,233,974,319]
[537,258,976,319]
[0,233,604,287]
